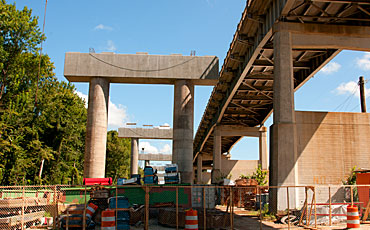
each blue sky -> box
[10,0,370,163]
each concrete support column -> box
[197,154,203,184]
[130,138,139,176]
[172,80,194,184]
[84,77,110,178]
[271,30,299,210]
[211,131,222,184]
[259,129,268,170]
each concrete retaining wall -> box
[296,111,370,185]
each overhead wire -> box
[34,0,48,107]
[333,83,358,112]
[345,78,369,112]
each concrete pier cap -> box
[64,52,219,85]
[64,52,219,180]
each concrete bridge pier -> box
[211,132,222,184]
[197,153,203,184]
[84,77,110,178]
[259,129,268,170]
[130,138,139,176]
[173,80,194,184]
[211,125,268,184]
[270,29,299,210]
[65,52,219,181]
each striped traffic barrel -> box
[347,205,360,228]
[86,202,98,219]
[101,210,116,230]
[185,208,198,230]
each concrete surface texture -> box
[296,111,370,185]
[118,127,173,139]
[211,134,222,184]
[172,80,194,184]
[84,77,110,178]
[138,154,172,161]
[201,159,259,184]
[130,138,139,176]
[197,153,203,184]
[271,111,370,210]
[270,30,299,210]
[220,158,259,182]
[64,52,219,85]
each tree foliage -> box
[105,131,131,182]
[0,0,87,185]
[0,1,132,185]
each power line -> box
[333,84,358,112]
[35,0,48,107]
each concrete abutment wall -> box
[270,111,370,210]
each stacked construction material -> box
[109,197,130,230]
[143,166,158,184]
[164,164,180,184]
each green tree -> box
[0,0,87,185]
[105,131,131,182]
[0,0,44,101]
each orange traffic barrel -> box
[86,202,98,219]
[101,210,116,230]
[347,205,360,228]
[185,208,198,230]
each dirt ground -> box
[233,215,370,230]
[129,215,370,230]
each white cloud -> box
[106,40,116,52]
[356,52,370,71]
[335,81,370,98]
[108,99,128,127]
[160,144,171,154]
[320,62,341,74]
[94,24,113,31]
[139,142,158,154]
[75,90,128,127]
[75,91,88,108]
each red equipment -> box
[83,177,113,185]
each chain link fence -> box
[0,184,369,229]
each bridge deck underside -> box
[194,0,370,159]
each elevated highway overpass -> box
[193,0,370,209]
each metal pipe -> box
[287,187,290,229]
[329,187,332,226]
[176,187,179,230]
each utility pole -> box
[359,76,367,113]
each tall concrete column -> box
[130,138,139,176]
[259,129,268,170]
[197,154,203,184]
[84,77,110,178]
[271,30,299,210]
[172,80,194,184]
[211,132,222,184]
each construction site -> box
[2,0,370,229]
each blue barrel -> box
[117,222,130,230]
[109,197,130,229]
[109,197,130,209]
